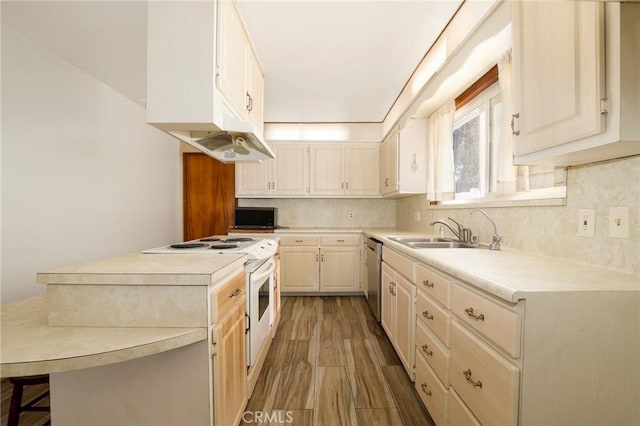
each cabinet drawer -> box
[416,290,451,347]
[416,319,450,387]
[448,387,481,426]
[382,247,414,282]
[416,263,450,308]
[279,235,320,246]
[451,283,522,358]
[319,234,360,246]
[210,272,246,324]
[450,321,519,426]
[415,350,448,426]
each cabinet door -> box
[309,144,344,195]
[235,160,271,196]
[246,46,264,135]
[212,299,247,426]
[395,274,416,379]
[344,144,380,196]
[273,144,309,196]
[380,134,398,195]
[280,246,320,292]
[320,246,360,292]
[217,0,248,121]
[513,1,604,155]
[381,263,395,341]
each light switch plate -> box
[414,210,421,221]
[578,209,595,237]
[609,207,629,238]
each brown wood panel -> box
[183,153,236,240]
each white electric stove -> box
[143,236,277,261]
[143,235,278,369]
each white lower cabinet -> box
[450,320,519,426]
[279,234,361,293]
[381,247,416,379]
[415,350,448,426]
[447,387,480,426]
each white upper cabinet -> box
[513,1,640,166]
[146,0,264,136]
[380,118,427,198]
[310,144,380,197]
[236,143,309,196]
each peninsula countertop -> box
[2,252,248,377]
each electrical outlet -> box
[578,209,595,237]
[414,210,421,221]
[348,211,353,219]
[609,207,629,238]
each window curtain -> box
[497,50,558,193]
[426,100,455,202]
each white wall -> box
[397,156,640,275]
[1,26,182,303]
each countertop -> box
[37,252,247,285]
[0,294,206,377]
[363,229,639,303]
[3,252,248,377]
[271,226,638,302]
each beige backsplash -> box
[237,198,396,228]
[398,156,639,274]
[238,156,638,274]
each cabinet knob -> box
[464,307,485,321]
[422,310,433,320]
[422,279,434,288]
[463,369,483,388]
[511,112,520,136]
[421,344,433,356]
[420,383,432,396]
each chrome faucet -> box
[429,218,476,245]
[471,209,502,250]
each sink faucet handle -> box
[471,209,502,250]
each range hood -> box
[165,114,275,164]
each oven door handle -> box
[250,258,276,283]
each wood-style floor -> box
[243,296,434,426]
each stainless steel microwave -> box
[234,207,278,230]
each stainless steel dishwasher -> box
[365,237,383,321]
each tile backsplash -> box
[238,198,396,228]
[397,156,640,274]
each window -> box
[452,84,500,199]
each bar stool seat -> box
[8,375,50,426]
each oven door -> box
[247,257,275,368]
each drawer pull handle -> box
[464,307,485,321]
[337,239,345,242]
[420,383,432,396]
[422,279,434,288]
[463,369,483,388]
[230,288,241,298]
[421,344,433,356]
[295,239,303,243]
[422,310,434,320]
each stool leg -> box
[8,381,24,426]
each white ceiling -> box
[2,0,461,123]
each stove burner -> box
[170,243,208,249]
[210,244,239,250]
[199,237,222,242]
[224,237,255,243]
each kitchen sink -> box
[387,236,451,244]
[388,236,477,249]
[406,241,475,249]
